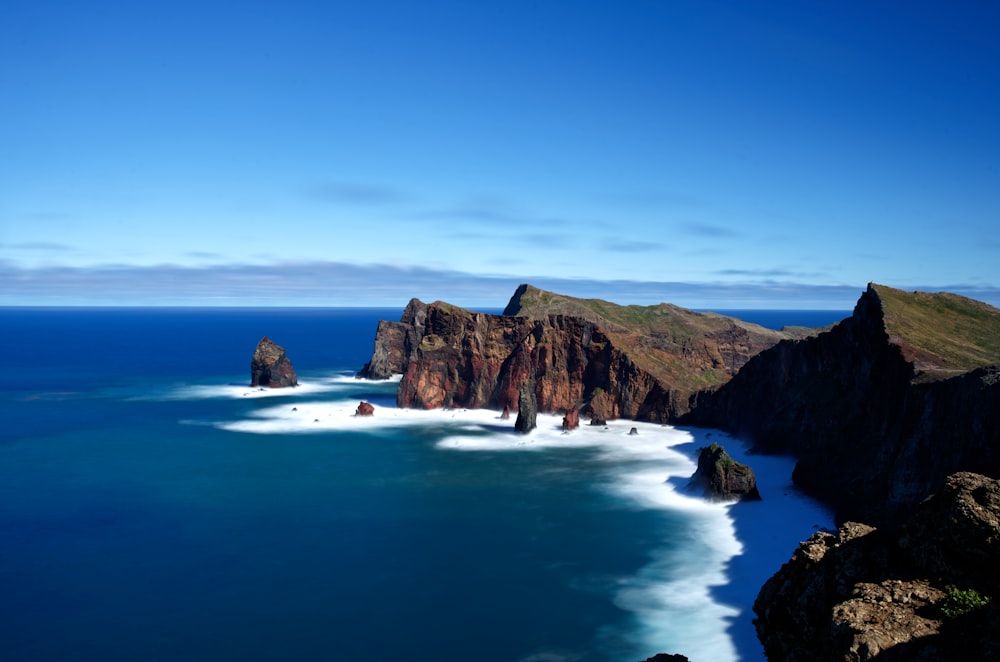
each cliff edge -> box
[687,283,1000,525]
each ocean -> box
[0,307,841,661]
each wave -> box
[213,398,831,660]
[138,372,401,402]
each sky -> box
[2,1,999,309]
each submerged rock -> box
[250,336,298,388]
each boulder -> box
[500,404,511,420]
[250,336,298,388]
[754,472,1000,660]
[689,443,761,501]
[355,401,374,416]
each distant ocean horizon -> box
[0,307,836,661]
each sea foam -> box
[214,393,831,661]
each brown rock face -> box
[357,285,791,422]
[250,336,298,388]
[754,473,1000,661]
[355,401,374,416]
[561,408,580,430]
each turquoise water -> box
[0,308,834,661]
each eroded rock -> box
[250,336,298,388]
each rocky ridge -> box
[686,283,1000,525]
[358,284,796,422]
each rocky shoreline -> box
[357,282,1000,660]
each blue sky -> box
[2,1,998,309]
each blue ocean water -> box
[0,308,833,661]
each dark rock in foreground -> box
[640,654,690,662]
[355,401,374,416]
[250,336,298,388]
[755,472,1000,661]
[689,442,762,501]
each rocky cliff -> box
[357,284,795,422]
[686,283,1000,525]
[250,336,298,388]
[754,472,1000,660]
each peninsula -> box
[359,282,1000,659]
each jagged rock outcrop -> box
[357,284,794,422]
[562,408,580,430]
[689,443,762,501]
[514,380,537,434]
[355,401,374,416]
[754,472,1000,660]
[687,283,1000,525]
[250,336,298,388]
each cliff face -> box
[357,285,793,421]
[754,472,1000,661]
[687,283,1000,525]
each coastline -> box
[215,379,833,660]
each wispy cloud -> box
[676,222,741,237]
[303,181,415,205]
[3,241,75,252]
[602,239,667,253]
[414,194,577,230]
[715,268,827,279]
[598,190,706,209]
[3,260,979,310]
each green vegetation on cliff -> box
[871,283,1000,380]
[502,284,803,392]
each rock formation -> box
[686,283,1000,525]
[514,380,537,434]
[250,336,298,388]
[561,407,580,430]
[355,401,374,416]
[357,284,795,422]
[689,443,762,501]
[754,472,1000,660]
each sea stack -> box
[514,380,537,434]
[689,443,761,501]
[250,336,298,388]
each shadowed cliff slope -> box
[358,284,798,422]
[687,283,1000,525]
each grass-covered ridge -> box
[871,283,1000,379]
[502,284,803,392]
